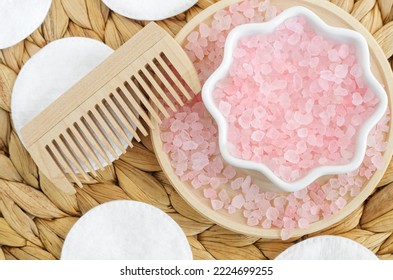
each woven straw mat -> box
[1,0,393,260]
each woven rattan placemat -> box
[0,0,393,260]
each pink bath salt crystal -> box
[251,130,265,141]
[284,149,300,164]
[284,205,296,219]
[371,154,385,169]
[163,142,172,154]
[203,188,217,199]
[247,216,259,226]
[352,92,363,106]
[350,186,361,197]
[244,8,255,19]
[238,110,253,129]
[296,141,307,154]
[218,100,232,117]
[218,189,230,204]
[182,141,198,151]
[280,228,293,240]
[334,86,348,97]
[294,111,313,125]
[350,64,362,78]
[253,106,267,119]
[364,88,376,103]
[232,194,246,209]
[191,177,202,189]
[161,131,174,143]
[227,205,237,214]
[190,152,209,171]
[199,23,210,38]
[231,177,243,190]
[327,49,340,62]
[338,44,350,59]
[266,127,280,139]
[328,140,339,153]
[266,207,279,221]
[334,64,348,79]
[211,157,224,173]
[288,33,300,45]
[297,127,308,138]
[320,70,335,81]
[261,218,272,229]
[335,197,347,209]
[272,219,283,228]
[210,177,222,189]
[283,217,296,229]
[211,199,224,210]
[234,47,247,58]
[241,176,252,193]
[170,119,183,132]
[273,196,286,209]
[330,202,339,214]
[293,73,303,92]
[198,174,211,185]
[298,217,310,229]
[294,187,308,199]
[259,63,272,75]
[278,165,292,182]
[187,31,199,43]
[223,165,236,179]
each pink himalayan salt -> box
[213,15,379,183]
[159,0,390,240]
[232,194,246,208]
[211,199,224,210]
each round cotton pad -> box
[102,0,197,20]
[0,0,52,49]
[11,37,126,170]
[61,200,192,260]
[275,235,378,260]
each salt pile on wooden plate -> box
[160,0,389,239]
[212,16,379,182]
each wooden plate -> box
[151,0,393,238]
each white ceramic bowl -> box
[202,6,388,193]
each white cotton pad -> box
[61,200,192,260]
[0,0,52,49]
[101,0,197,20]
[275,235,378,260]
[11,37,129,171]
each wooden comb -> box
[20,22,200,194]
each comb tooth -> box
[82,115,119,160]
[62,130,98,177]
[105,95,146,138]
[56,135,91,181]
[117,84,156,128]
[44,145,76,194]
[100,100,137,145]
[140,66,177,112]
[48,141,83,188]
[68,124,105,171]
[123,79,162,123]
[76,120,112,166]
[147,61,184,106]
[133,72,170,118]
[91,107,127,154]
[154,54,192,100]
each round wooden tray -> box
[151,0,393,238]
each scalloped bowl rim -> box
[202,6,388,192]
